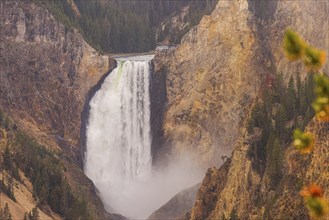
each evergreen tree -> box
[229,207,239,220]
[266,138,283,189]
[34,0,218,53]
[3,146,11,171]
[275,104,287,140]
[0,203,12,220]
[285,76,296,120]
[29,207,39,220]
[296,72,302,115]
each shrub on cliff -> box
[284,29,329,218]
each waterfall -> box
[84,55,154,217]
[84,54,203,219]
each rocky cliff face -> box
[0,1,110,153]
[154,0,328,167]
[190,118,329,219]
[0,1,112,218]
[153,0,328,218]
[148,183,201,220]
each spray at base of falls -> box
[84,55,203,218]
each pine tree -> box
[275,104,287,140]
[285,76,297,120]
[3,146,11,171]
[29,207,39,220]
[229,207,239,220]
[0,203,12,220]
[296,72,302,115]
[23,213,29,220]
[266,138,283,189]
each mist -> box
[100,155,205,218]
[84,56,205,218]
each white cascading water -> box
[85,55,153,216]
[84,55,203,218]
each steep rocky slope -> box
[190,118,329,219]
[1,170,62,220]
[152,0,328,218]
[0,1,112,218]
[0,1,110,152]
[148,183,201,220]
[154,0,328,167]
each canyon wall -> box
[154,0,328,218]
[191,118,329,219]
[0,1,110,152]
[155,0,328,167]
[0,1,112,218]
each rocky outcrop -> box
[148,183,201,220]
[190,118,329,219]
[156,5,192,45]
[155,1,257,167]
[0,1,112,218]
[1,172,62,220]
[190,161,231,220]
[154,0,328,168]
[0,1,110,152]
[150,60,169,166]
[153,0,328,218]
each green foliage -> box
[31,0,76,31]
[266,138,283,189]
[0,109,10,130]
[247,72,315,176]
[75,0,156,53]
[305,196,329,218]
[28,207,39,220]
[293,128,314,154]
[229,208,239,220]
[0,175,16,202]
[3,146,11,171]
[0,110,91,220]
[312,74,329,121]
[2,146,20,182]
[283,29,307,61]
[247,101,271,171]
[13,132,91,219]
[160,0,218,45]
[284,29,329,219]
[285,76,297,119]
[303,47,326,70]
[32,0,218,53]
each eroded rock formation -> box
[154,0,328,168]
[0,1,113,218]
[190,118,329,219]
[0,1,110,152]
[154,0,328,217]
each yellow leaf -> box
[304,47,326,70]
[283,29,307,61]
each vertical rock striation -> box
[0,1,113,218]
[154,0,328,218]
[0,1,110,152]
[155,1,256,167]
[155,0,328,167]
[190,118,329,219]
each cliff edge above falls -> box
[154,0,328,168]
[0,1,113,218]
